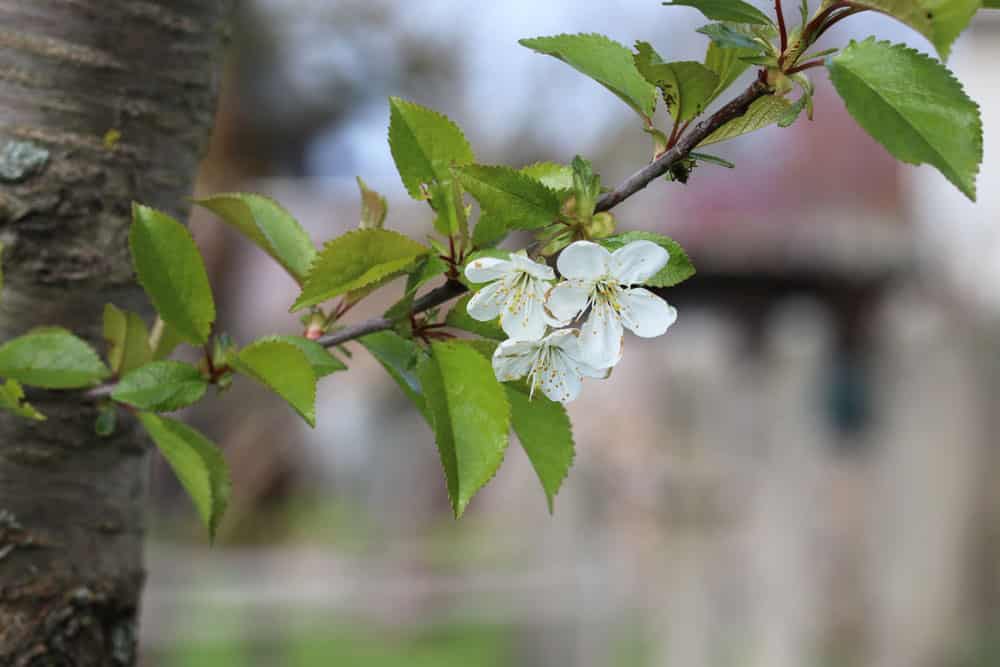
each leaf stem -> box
[776,0,789,63]
[785,59,827,74]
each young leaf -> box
[520,162,575,193]
[103,304,152,376]
[388,97,474,200]
[112,360,208,412]
[848,0,979,61]
[265,335,346,377]
[663,0,774,24]
[599,231,696,288]
[130,204,215,345]
[505,388,574,513]
[698,94,791,146]
[195,193,317,284]
[357,177,388,230]
[231,339,317,427]
[0,328,108,389]
[444,294,506,340]
[291,229,428,312]
[419,341,510,517]
[457,165,562,230]
[359,331,429,417]
[828,38,982,201]
[697,22,762,50]
[471,211,508,249]
[138,412,230,540]
[634,42,720,122]
[519,34,657,121]
[0,378,45,421]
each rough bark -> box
[0,2,230,664]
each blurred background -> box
[138,4,1000,666]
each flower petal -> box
[510,252,556,281]
[465,257,512,283]
[579,299,623,368]
[537,351,583,404]
[619,288,677,338]
[492,339,538,382]
[466,280,506,321]
[609,240,669,285]
[556,240,610,281]
[545,280,591,325]
[500,279,549,340]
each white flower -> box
[546,240,678,367]
[492,329,608,403]
[464,251,557,340]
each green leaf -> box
[698,22,762,50]
[519,34,656,120]
[520,162,575,193]
[130,204,216,345]
[359,331,429,417]
[388,97,474,200]
[292,229,428,312]
[848,0,979,61]
[634,42,719,122]
[702,31,762,105]
[985,0,999,7]
[232,339,317,427]
[0,328,108,389]
[778,94,810,128]
[505,388,574,513]
[384,254,450,321]
[265,335,346,377]
[698,94,790,146]
[828,38,982,201]
[150,317,184,361]
[663,0,773,24]
[195,193,316,284]
[0,378,44,421]
[103,304,151,376]
[458,165,562,231]
[599,231,696,287]
[356,177,388,230]
[0,242,4,303]
[112,360,208,412]
[138,412,230,540]
[445,294,506,340]
[419,341,510,517]
[471,211,508,249]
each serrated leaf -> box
[0,378,44,421]
[419,341,510,517]
[828,38,982,201]
[505,388,574,513]
[195,193,317,284]
[599,231,696,287]
[778,94,809,128]
[848,0,979,61]
[265,335,346,377]
[232,339,317,426]
[0,328,108,389]
[663,0,773,24]
[139,412,230,540]
[388,97,474,200]
[445,294,506,340]
[111,360,207,412]
[698,94,790,146]
[357,177,388,230]
[634,43,720,122]
[519,33,656,120]
[458,165,562,231]
[292,229,428,312]
[150,317,184,361]
[130,204,215,345]
[103,304,151,376]
[698,22,762,50]
[385,254,450,320]
[703,33,760,105]
[359,331,429,418]
[520,162,575,192]
[471,211,508,249]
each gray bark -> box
[0,2,230,664]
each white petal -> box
[537,352,583,404]
[619,288,677,338]
[556,240,611,280]
[465,257,512,283]
[545,280,591,325]
[510,252,555,281]
[500,281,548,340]
[610,240,669,285]
[492,339,538,382]
[466,280,505,321]
[579,299,623,368]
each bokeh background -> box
[138,4,1000,666]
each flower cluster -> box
[464,240,678,403]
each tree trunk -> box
[0,2,230,664]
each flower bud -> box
[585,212,616,239]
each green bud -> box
[585,212,616,239]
